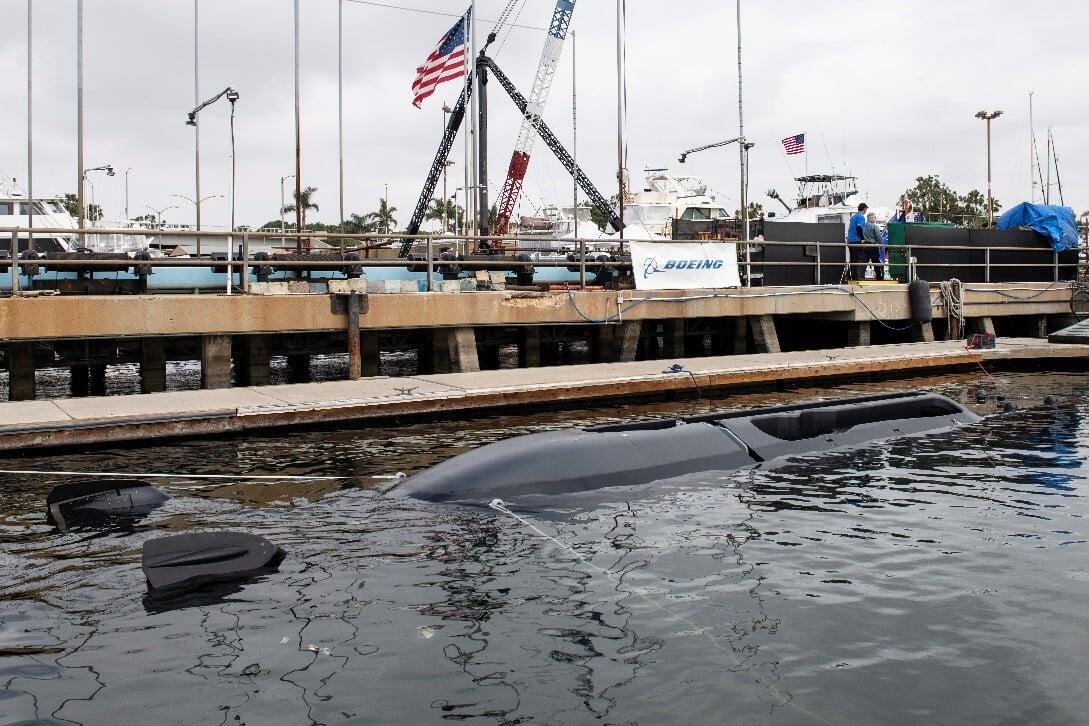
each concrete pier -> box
[0,338,1084,453]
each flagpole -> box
[469,0,479,239]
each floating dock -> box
[1,337,1084,452]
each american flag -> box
[782,133,806,155]
[412,8,471,109]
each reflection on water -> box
[1,371,1088,724]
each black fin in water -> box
[46,479,169,530]
[142,532,285,601]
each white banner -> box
[629,241,741,290]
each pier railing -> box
[1,226,1083,295]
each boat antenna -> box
[1051,129,1065,206]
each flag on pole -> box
[782,133,806,155]
[412,8,471,109]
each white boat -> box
[0,180,78,254]
[622,171,732,239]
[766,174,894,226]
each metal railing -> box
[2,226,1084,296]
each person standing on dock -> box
[847,203,869,280]
[863,212,886,280]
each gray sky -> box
[1,0,1085,231]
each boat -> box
[393,391,979,504]
[766,174,895,226]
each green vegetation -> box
[902,176,1001,227]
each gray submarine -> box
[393,391,980,504]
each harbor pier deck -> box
[0,282,1080,404]
[0,337,1085,452]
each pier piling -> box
[848,321,872,348]
[236,336,270,387]
[448,328,480,373]
[519,328,542,368]
[7,343,35,401]
[750,316,781,354]
[200,335,232,390]
[140,339,167,394]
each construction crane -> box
[404,53,620,256]
[492,0,576,237]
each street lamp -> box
[280,174,295,246]
[82,165,115,226]
[124,168,133,220]
[145,204,178,230]
[187,86,239,292]
[172,192,224,240]
[975,109,1003,227]
[442,103,453,235]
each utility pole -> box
[737,0,749,247]
[194,0,201,253]
[442,104,452,234]
[615,0,626,244]
[27,0,33,253]
[76,0,85,235]
[975,110,1002,226]
[338,0,345,231]
[124,168,132,220]
[293,0,303,249]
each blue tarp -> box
[997,202,1080,252]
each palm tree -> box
[425,196,461,234]
[283,186,319,251]
[365,198,398,235]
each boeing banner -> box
[629,241,742,290]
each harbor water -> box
[1,370,1087,724]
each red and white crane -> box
[492,0,577,237]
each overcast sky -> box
[0,0,1085,230]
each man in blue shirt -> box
[847,203,869,280]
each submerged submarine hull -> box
[395,391,979,504]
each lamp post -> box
[442,104,452,235]
[76,0,85,236]
[193,0,202,253]
[293,0,302,248]
[124,168,133,220]
[83,165,115,227]
[145,204,178,230]
[280,174,295,247]
[975,109,1003,227]
[172,193,223,241]
[188,86,239,292]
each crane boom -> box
[481,56,621,233]
[403,53,619,256]
[492,0,576,236]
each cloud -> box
[1,0,1085,231]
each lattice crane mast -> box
[492,0,576,237]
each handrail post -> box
[579,238,586,290]
[426,236,434,292]
[225,231,233,295]
[814,239,821,284]
[10,230,19,295]
[241,232,250,293]
[985,247,991,283]
[744,241,751,288]
[1053,250,1059,282]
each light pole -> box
[76,0,85,235]
[193,0,202,253]
[27,0,33,253]
[442,103,452,234]
[188,86,239,291]
[124,168,132,220]
[293,0,302,248]
[383,183,390,235]
[172,192,223,232]
[337,0,344,232]
[975,109,1003,227]
[280,174,295,246]
[83,165,115,226]
[145,204,178,230]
